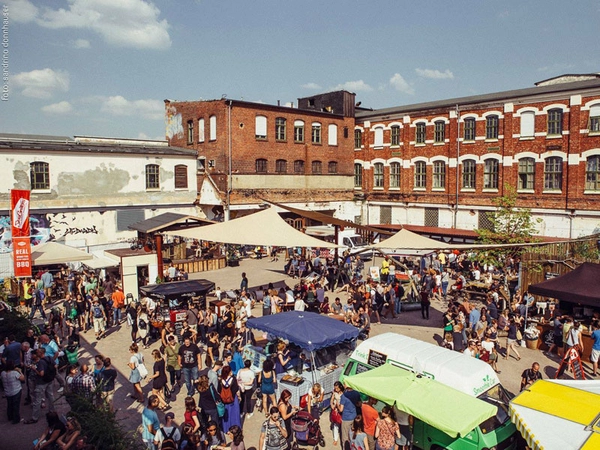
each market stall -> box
[509,379,600,450]
[245,311,359,406]
[139,279,215,334]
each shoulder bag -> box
[210,384,226,417]
[136,354,148,379]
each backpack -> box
[220,379,234,404]
[138,318,147,329]
[160,427,177,450]
[42,356,57,383]
[27,285,33,295]
[93,305,103,318]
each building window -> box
[354,129,362,149]
[311,122,321,144]
[414,161,426,188]
[390,162,401,188]
[464,118,476,141]
[145,164,160,189]
[433,161,446,188]
[374,127,384,147]
[547,108,563,136]
[275,117,286,141]
[209,115,217,141]
[294,160,304,174]
[255,115,267,140]
[354,163,363,188]
[544,156,563,190]
[462,159,476,189]
[312,160,322,174]
[275,159,287,173]
[328,161,338,174]
[294,120,304,142]
[30,161,50,190]
[434,121,445,143]
[483,159,499,189]
[518,157,535,190]
[328,124,338,146]
[373,163,384,188]
[486,115,499,140]
[520,111,535,138]
[187,120,194,144]
[589,105,600,133]
[174,165,188,189]
[415,122,426,144]
[198,118,205,142]
[255,158,268,173]
[390,125,401,146]
[586,155,600,190]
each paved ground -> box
[2,255,586,449]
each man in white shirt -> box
[294,295,307,311]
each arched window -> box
[520,111,535,138]
[294,120,304,142]
[390,162,400,188]
[328,161,338,174]
[275,117,286,141]
[255,115,267,140]
[311,122,321,144]
[174,165,188,189]
[586,155,600,190]
[414,161,426,188]
[373,127,384,147]
[434,121,445,143]
[328,124,338,146]
[198,118,205,142]
[187,120,194,144]
[373,163,384,188]
[145,164,160,189]
[312,160,322,174]
[354,129,362,149]
[433,161,445,188]
[483,159,499,189]
[354,163,363,188]
[544,157,562,190]
[209,115,217,141]
[462,159,476,189]
[294,160,305,174]
[390,125,401,146]
[415,123,426,144]
[255,158,268,173]
[518,157,535,190]
[547,109,563,136]
[275,159,287,173]
[464,118,476,141]
[486,115,499,139]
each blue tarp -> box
[246,311,359,351]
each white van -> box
[304,226,368,254]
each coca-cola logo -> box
[13,198,29,230]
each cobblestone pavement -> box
[3,255,578,449]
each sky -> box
[1,0,599,141]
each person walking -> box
[128,343,145,403]
[504,317,521,361]
[219,365,242,432]
[1,360,25,424]
[259,406,288,450]
[339,386,361,450]
[141,395,161,450]
[178,336,203,397]
[150,349,169,410]
[25,349,56,424]
[29,287,47,320]
[590,320,600,377]
[164,335,182,391]
[236,359,256,419]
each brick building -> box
[164,91,357,221]
[353,75,600,239]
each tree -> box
[474,184,542,268]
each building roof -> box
[0,133,197,157]
[356,78,600,120]
[128,212,213,234]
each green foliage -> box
[474,184,542,267]
[66,393,145,450]
[0,308,38,341]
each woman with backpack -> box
[218,365,241,431]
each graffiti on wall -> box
[0,212,99,253]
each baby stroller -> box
[291,410,325,450]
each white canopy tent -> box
[371,228,454,252]
[169,207,341,248]
[30,242,93,265]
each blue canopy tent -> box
[247,311,359,385]
[246,311,359,352]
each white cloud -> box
[415,68,454,80]
[13,68,70,99]
[72,39,91,49]
[389,73,415,95]
[36,0,171,50]
[41,101,73,114]
[301,82,322,90]
[100,95,164,120]
[4,0,39,23]
[333,80,373,92]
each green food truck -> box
[340,332,518,450]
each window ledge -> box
[174,188,189,191]
[517,189,535,194]
[414,143,426,147]
[546,135,562,139]
[519,136,535,140]
[584,190,600,194]
[354,187,363,190]
[463,140,475,144]
[146,188,161,192]
[433,142,445,146]
[482,188,499,193]
[485,138,499,143]
[328,144,338,148]
[31,189,52,194]
[542,190,562,194]
[461,188,476,192]
[432,188,445,192]
[413,188,426,191]
[389,187,400,191]
[588,132,600,137]
[373,187,384,191]
[390,145,401,149]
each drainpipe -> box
[454,104,460,229]
[226,100,232,222]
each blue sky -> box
[2,0,599,141]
